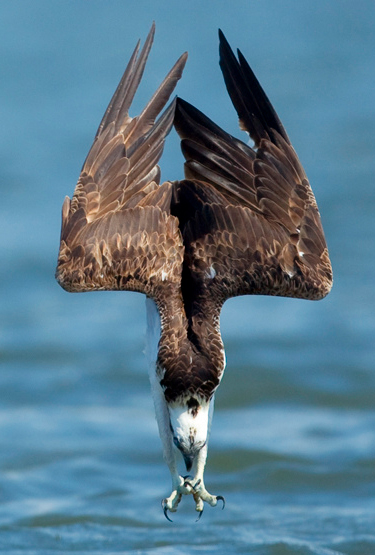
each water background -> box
[1,1,375,553]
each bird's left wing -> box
[56,24,187,298]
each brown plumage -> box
[56,24,186,300]
[165,32,332,401]
[56,26,332,517]
[173,30,332,304]
[57,26,332,404]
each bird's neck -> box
[146,290,225,403]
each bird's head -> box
[168,397,212,471]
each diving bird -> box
[56,24,332,521]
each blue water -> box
[1,1,375,553]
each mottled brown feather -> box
[169,32,332,400]
[56,26,187,305]
[56,28,332,404]
[173,32,333,319]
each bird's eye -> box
[173,436,180,449]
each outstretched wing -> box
[173,30,332,315]
[56,24,187,299]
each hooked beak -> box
[183,452,194,471]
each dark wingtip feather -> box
[175,96,232,144]
[218,30,290,146]
[236,47,289,142]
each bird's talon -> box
[162,501,173,522]
[162,478,223,520]
[163,507,173,522]
[216,495,226,509]
[195,509,204,522]
[193,478,201,491]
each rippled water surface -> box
[1,2,375,553]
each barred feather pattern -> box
[56,27,332,404]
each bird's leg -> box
[151,386,194,516]
[156,417,186,516]
[162,445,225,519]
[188,444,225,515]
[161,444,215,517]
[162,395,224,519]
[162,471,194,517]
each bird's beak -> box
[183,452,194,471]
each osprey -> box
[56,24,332,520]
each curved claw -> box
[195,508,204,522]
[162,501,173,522]
[216,495,226,509]
[193,479,201,491]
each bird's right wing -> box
[56,24,187,299]
[173,31,332,315]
